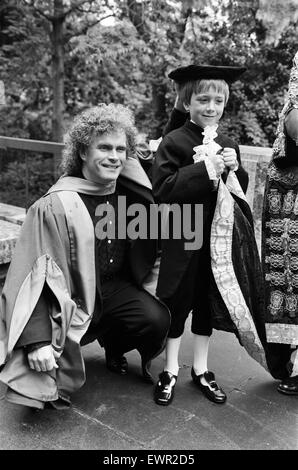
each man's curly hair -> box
[60,103,138,176]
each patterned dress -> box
[262,111,298,378]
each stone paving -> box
[0,323,297,451]
[0,202,26,225]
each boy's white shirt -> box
[191,123,221,185]
[191,123,239,185]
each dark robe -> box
[153,118,248,299]
[152,111,271,375]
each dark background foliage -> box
[0,0,297,205]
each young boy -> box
[152,64,268,406]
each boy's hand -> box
[209,154,225,177]
[28,345,58,372]
[222,148,238,171]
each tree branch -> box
[21,0,54,21]
[190,15,199,45]
[32,7,54,21]
[64,14,116,42]
[23,0,101,22]
[63,0,98,17]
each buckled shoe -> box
[277,375,298,395]
[154,371,177,406]
[191,368,227,404]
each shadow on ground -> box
[0,325,297,450]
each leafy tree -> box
[179,0,298,146]
[0,154,55,207]
[20,0,122,144]
[1,0,298,149]
[257,0,298,44]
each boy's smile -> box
[185,88,225,129]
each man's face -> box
[81,130,127,184]
[185,88,225,128]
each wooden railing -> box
[0,136,64,210]
[0,136,64,154]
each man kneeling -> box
[0,103,170,410]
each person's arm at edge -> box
[285,108,298,145]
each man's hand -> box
[27,345,58,372]
[222,148,238,171]
[209,153,225,177]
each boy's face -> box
[185,87,225,128]
[81,130,127,184]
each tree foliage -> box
[257,0,298,44]
[0,0,297,149]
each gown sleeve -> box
[15,284,54,350]
[163,108,189,136]
[152,134,214,203]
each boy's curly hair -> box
[60,103,138,176]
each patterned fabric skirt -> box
[262,161,298,377]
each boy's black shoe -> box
[191,368,226,404]
[154,371,177,406]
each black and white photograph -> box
[0,0,297,458]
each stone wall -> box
[240,145,272,254]
[0,219,21,265]
[0,203,25,269]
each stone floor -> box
[0,323,297,451]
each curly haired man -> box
[0,103,170,410]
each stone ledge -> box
[0,219,21,264]
[0,202,26,225]
[240,145,272,158]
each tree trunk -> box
[126,0,149,39]
[152,80,167,138]
[51,0,65,172]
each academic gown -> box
[0,158,168,406]
[152,118,272,376]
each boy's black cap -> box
[168,64,247,83]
